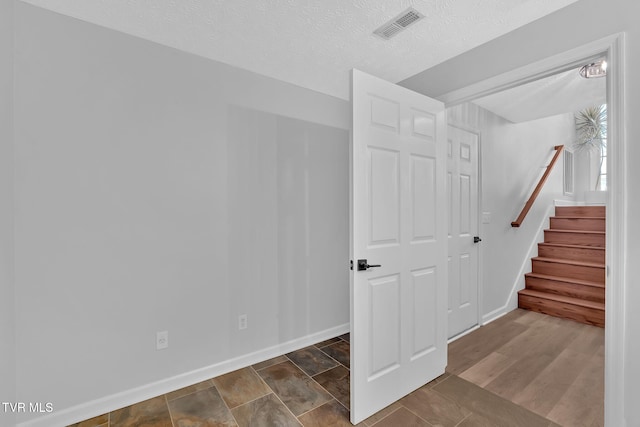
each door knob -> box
[357,259,382,271]
[474,236,482,243]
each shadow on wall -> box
[227,105,350,355]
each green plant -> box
[574,105,607,190]
[574,105,607,152]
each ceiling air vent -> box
[373,7,424,40]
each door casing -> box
[437,34,627,427]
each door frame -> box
[438,33,626,427]
[446,124,483,341]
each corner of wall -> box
[481,196,555,325]
[0,0,16,424]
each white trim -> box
[475,129,484,333]
[554,199,586,206]
[553,199,606,207]
[18,323,350,427]
[563,149,575,196]
[440,32,626,427]
[439,34,620,107]
[447,324,480,343]
[604,33,626,427]
[481,307,510,326]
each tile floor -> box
[69,328,562,427]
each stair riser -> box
[550,217,605,232]
[544,230,605,247]
[518,294,604,327]
[532,260,605,283]
[525,276,605,303]
[537,245,605,264]
[555,206,606,217]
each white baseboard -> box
[554,199,585,206]
[554,198,606,207]
[18,323,350,427]
[447,325,481,343]
[481,306,511,325]
[482,306,514,326]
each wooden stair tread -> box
[532,256,604,268]
[545,229,605,235]
[555,206,606,217]
[525,272,605,288]
[539,242,605,251]
[522,206,607,326]
[518,289,605,310]
[550,216,605,220]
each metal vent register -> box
[373,8,424,40]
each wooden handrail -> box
[511,145,564,227]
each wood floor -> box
[70,308,603,427]
[448,308,604,426]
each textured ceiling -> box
[20,0,578,100]
[473,65,606,123]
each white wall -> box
[573,149,592,199]
[448,104,574,319]
[573,148,603,200]
[13,3,349,425]
[226,106,349,354]
[405,0,640,423]
[0,0,16,426]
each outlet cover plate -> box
[238,314,247,330]
[156,330,169,350]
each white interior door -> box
[447,126,479,338]
[350,69,448,424]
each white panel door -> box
[447,126,479,338]
[350,69,447,424]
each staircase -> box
[518,206,605,327]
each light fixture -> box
[579,60,607,79]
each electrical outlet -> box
[238,314,247,330]
[156,330,169,350]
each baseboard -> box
[447,325,480,343]
[554,199,606,207]
[17,323,350,427]
[481,306,511,325]
[554,199,585,206]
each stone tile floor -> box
[70,331,560,427]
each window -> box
[597,142,607,190]
[564,149,574,195]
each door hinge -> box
[350,260,353,271]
